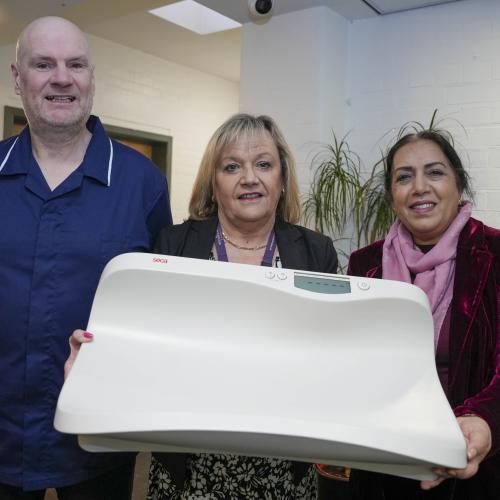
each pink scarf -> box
[382,202,472,349]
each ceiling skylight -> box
[149,0,241,35]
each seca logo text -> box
[153,257,168,264]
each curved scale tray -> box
[55,253,466,480]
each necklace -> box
[221,230,267,251]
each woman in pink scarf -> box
[348,130,500,500]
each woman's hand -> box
[420,415,492,490]
[64,329,94,379]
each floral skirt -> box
[147,453,318,500]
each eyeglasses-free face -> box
[390,139,461,245]
[214,130,283,229]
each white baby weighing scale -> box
[54,253,466,480]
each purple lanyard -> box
[215,223,277,267]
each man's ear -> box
[11,64,21,96]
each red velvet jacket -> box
[348,217,500,499]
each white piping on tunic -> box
[107,138,113,186]
[0,137,19,173]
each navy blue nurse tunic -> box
[0,116,172,490]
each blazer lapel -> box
[448,219,493,391]
[182,217,218,259]
[274,220,303,270]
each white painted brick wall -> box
[240,6,349,196]
[0,35,239,223]
[348,0,500,228]
[239,0,500,259]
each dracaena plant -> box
[304,109,455,260]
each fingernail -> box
[83,331,94,339]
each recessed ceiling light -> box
[149,0,242,35]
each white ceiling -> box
[0,0,462,82]
[364,0,461,15]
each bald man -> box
[0,17,172,498]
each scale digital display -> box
[294,273,351,294]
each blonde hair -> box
[189,113,301,224]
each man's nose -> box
[49,64,72,86]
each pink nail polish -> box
[83,331,94,339]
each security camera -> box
[248,0,274,17]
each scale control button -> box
[265,271,275,279]
[277,271,287,280]
[357,281,370,291]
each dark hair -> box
[384,130,473,201]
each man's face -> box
[11,19,94,132]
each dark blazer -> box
[153,216,338,489]
[347,217,500,500]
[154,215,338,273]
